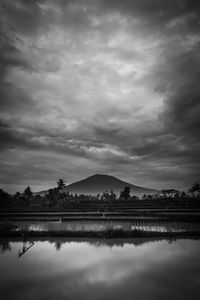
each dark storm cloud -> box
[1,0,94,37]
[0,33,31,77]
[0,0,55,36]
[101,0,200,29]
[102,0,200,175]
[161,46,200,140]
[0,82,36,114]
[0,28,33,80]
[0,116,133,168]
[0,0,200,192]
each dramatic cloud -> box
[0,0,200,192]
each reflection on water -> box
[0,239,11,253]
[12,219,200,233]
[18,241,35,258]
[0,238,200,300]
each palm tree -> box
[57,178,66,191]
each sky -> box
[0,0,200,193]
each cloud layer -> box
[0,0,200,192]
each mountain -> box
[63,174,157,196]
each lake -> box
[0,238,200,300]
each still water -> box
[12,219,200,232]
[0,238,200,300]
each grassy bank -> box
[1,216,200,224]
[1,211,200,222]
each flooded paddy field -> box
[6,218,200,233]
[1,212,200,300]
[0,237,200,300]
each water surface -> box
[11,219,200,232]
[0,238,200,300]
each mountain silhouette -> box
[64,174,157,195]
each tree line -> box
[0,180,200,209]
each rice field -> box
[12,219,200,233]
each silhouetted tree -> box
[57,178,66,191]
[193,183,200,197]
[120,187,130,200]
[188,183,200,197]
[23,186,32,206]
[23,186,32,197]
[14,192,20,199]
[14,192,21,206]
[0,189,11,207]
[47,188,58,207]
[181,191,186,198]
[110,190,116,201]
